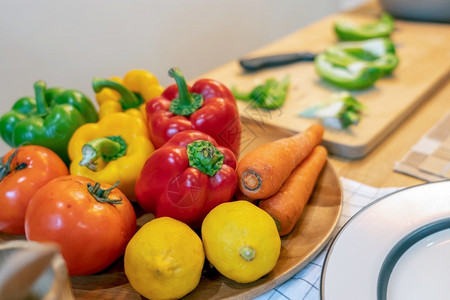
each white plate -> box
[321,180,450,300]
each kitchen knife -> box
[239,52,317,72]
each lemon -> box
[201,200,281,283]
[124,217,205,300]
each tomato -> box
[25,175,137,276]
[0,145,69,235]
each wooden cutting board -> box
[198,2,450,159]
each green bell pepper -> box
[334,13,395,41]
[0,80,98,164]
[314,38,399,90]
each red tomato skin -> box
[24,175,137,276]
[0,145,69,235]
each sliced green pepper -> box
[335,13,395,41]
[330,37,399,75]
[0,81,98,165]
[298,91,364,129]
[231,76,290,110]
[315,53,381,90]
[314,38,399,90]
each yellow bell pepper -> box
[93,70,164,119]
[68,112,154,202]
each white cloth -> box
[255,177,402,300]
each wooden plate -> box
[0,161,342,300]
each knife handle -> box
[239,52,316,71]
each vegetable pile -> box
[0,12,398,298]
[0,67,327,298]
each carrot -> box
[237,123,324,199]
[258,145,328,236]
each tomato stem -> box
[0,148,25,182]
[87,181,123,205]
[15,163,27,170]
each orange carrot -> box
[237,123,324,199]
[258,145,328,236]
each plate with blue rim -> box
[321,180,450,300]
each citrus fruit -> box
[201,200,281,283]
[124,217,205,299]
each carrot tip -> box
[241,171,261,192]
[272,217,281,233]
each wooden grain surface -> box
[198,2,450,159]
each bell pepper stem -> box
[92,78,142,111]
[34,80,49,116]
[86,181,123,204]
[186,140,224,177]
[168,68,204,116]
[79,136,127,171]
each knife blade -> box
[239,52,317,72]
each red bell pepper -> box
[146,68,241,157]
[135,130,238,228]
